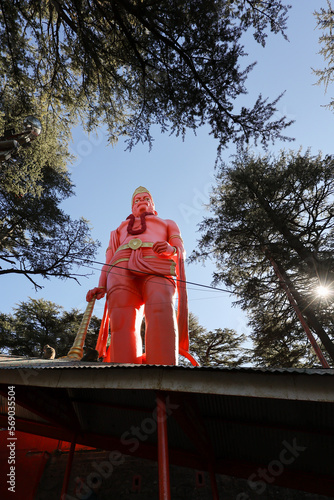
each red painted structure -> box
[0,430,92,500]
[1,365,334,498]
[156,392,171,500]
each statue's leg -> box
[143,276,178,365]
[107,268,144,363]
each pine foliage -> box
[0,156,100,287]
[187,312,248,367]
[314,2,334,107]
[191,149,334,367]
[0,298,101,358]
[1,0,293,154]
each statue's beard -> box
[126,211,155,235]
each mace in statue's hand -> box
[86,287,106,302]
[152,241,176,256]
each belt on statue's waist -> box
[115,238,154,252]
[107,238,176,278]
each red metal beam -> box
[208,462,220,500]
[169,392,213,457]
[168,392,220,497]
[156,392,171,500]
[168,391,216,473]
[60,434,77,499]
[1,414,334,496]
[0,414,203,470]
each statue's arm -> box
[167,219,185,256]
[152,219,184,257]
[86,229,119,301]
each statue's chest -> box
[119,217,168,242]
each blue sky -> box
[1,1,333,342]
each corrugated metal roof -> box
[0,355,333,375]
[0,361,333,404]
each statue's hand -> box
[152,241,175,256]
[86,287,106,302]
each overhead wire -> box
[2,251,237,312]
[65,254,237,295]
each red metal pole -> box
[156,392,171,500]
[208,462,220,500]
[60,434,76,499]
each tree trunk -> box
[266,250,334,364]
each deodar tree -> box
[191,149,334,367]
[1,0,292,155]
[0,1,294,287]
[314,2,334,109]
[188,311,249,366]
[0,158,100,288]
[0,298,101,357]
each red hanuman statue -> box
[86,186,189,365]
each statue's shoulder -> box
[157,218,181,235]
[108,220,128,239]
[116,219,129,230]
[152,215,177,226]
[165,218,180,229]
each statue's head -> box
[131,186,157,217]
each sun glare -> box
[315,285,331,298]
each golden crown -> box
[131,186,154,206]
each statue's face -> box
[132,192,155,217]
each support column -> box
[60,434,76,499]
[156,392,171,500]
[208,462,220,500]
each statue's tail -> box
[96,301,110,359]
[177,250,189,352]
